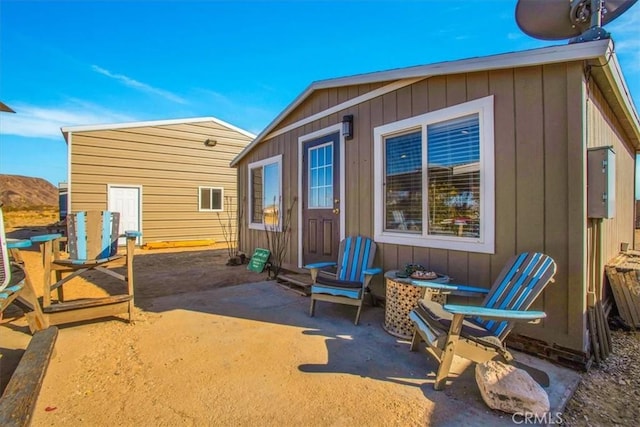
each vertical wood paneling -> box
[411,79,429,119]
[397,245,414,266]
[356,101,372,236]
[565,63,588,350]
[539,62,570,337]
[397,85,413,120]
[587,81,636,262]
[514,66,545,254]
[489,69,517,276]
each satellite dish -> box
[516,0,638,43]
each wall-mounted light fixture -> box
[204,139,217,147]
[342,115,353,140]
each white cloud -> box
[0,102,136,140]
[91,65,188,104]
[609,4,640,71]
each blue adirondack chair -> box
[31,211,141,326]
[409,252,557,390]
[305,235,382,325]
[0,208,47,332]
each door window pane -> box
[308,143,333,208]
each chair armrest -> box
[443,304,546,322]
[410,280,489,296]
[123,231,142,238]
[363,267,382,276]
[303,262,337,270]
[30,234,63,244]
[6,239,32,250]
[305,262,337,283]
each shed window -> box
[373,96,495,254]
[248,154,282,231]
[199,187,223,211]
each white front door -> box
[108,185,141,245]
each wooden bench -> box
[0,326,58,427]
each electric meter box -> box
[587,146,615,219]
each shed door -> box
[302,132,340,264]
[108,185,141,245]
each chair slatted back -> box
[67,211,120,260]
[336,236,377,284]
[0,209,10,292]
[473,252,557,339]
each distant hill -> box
[0,174,58,209]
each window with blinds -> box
[384,130,422,232]
[374,95,494,254]
[427,114,480,238]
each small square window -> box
[199,187,223,211]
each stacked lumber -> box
[605,250,640,329]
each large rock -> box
[475,360,550,416]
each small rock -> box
[475,360,550,416]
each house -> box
[231,39,640,366]
[62,117,255,247]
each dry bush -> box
[3,207,59,229]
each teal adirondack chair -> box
[305,235,382,325]
[409,252,557,390]
[31,211,141,326]
[0,207,47,332]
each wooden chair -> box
[0,208,47,333]
[0,326,58,427]
[305,235,382,325]
[31,211,141,326]
[409,252,557,390]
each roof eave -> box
[590,42,640,149]
[61,116,256,144]
[231,40,616,167]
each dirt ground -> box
[0,239,433,426]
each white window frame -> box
[373,95,495,254]
[248,154,283,231]
[198,186,224,212]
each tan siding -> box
[539,62,571,341]
[586,78,636,279]
[565,64,589,350]
[70,121,251,244]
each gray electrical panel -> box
[587,146,615,219]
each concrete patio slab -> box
[5,281,580,426]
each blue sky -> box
[1,0,639,194]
